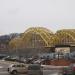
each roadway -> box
[0,60,62,75]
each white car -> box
[7,63,28,74]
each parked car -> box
[27,64,43,75]
[2,56,18,62]
[7,63,28,74]
[63,64,75,75]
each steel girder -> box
[20,27,57,47]
[56,30,75,45]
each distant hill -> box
[0,33,21,52]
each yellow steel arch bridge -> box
[9,28,75,50]
[21,27,58,48]
[56,29,75,45]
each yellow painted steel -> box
[35,28,58,46]
[35,28,50,47]
[56,30,75,43]
[22,27,56,47]
[61,29,75,38]
[10,28,75,49]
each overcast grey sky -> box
[0,0,75,35]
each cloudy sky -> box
[0,0,75,35]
